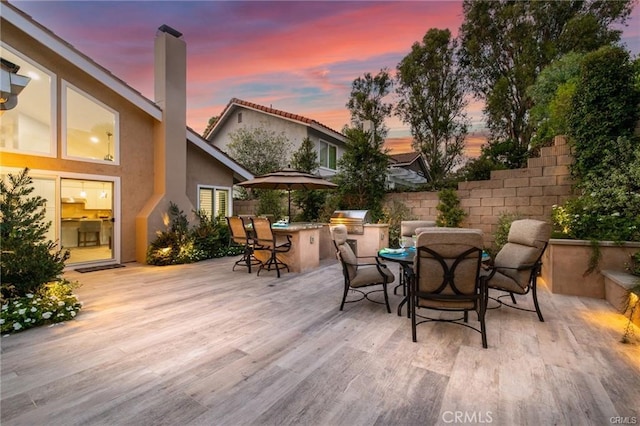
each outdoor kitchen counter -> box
[254,223,323,273]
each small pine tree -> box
[1,168,69,298]
[435,188,466,227]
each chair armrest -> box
[495,263,537,271]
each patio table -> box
[378,247,416,317]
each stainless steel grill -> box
[329,210,371,235]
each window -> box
[319,140,337,170]
[237,112,242,123]
[198,186,230,221]
[0,44,55,156]
[62,82,118,163]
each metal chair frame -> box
[226,216,262,273]
[251,217,292,278]
[333,240,393,313]
[483,242,548,322]
[412,245,487,348]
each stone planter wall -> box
[541,239,640,298]
[602,269,640,327]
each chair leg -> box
[340,281,349,311]
[233,245,261,273]
[411,306,417,342]
[257,249,289,278]
[480,304,488,349]
[382,282,391,313]
[532,280,545,322]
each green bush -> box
[1,168,70,299]
[436,188,466,227]
[381,201,414,248]
[627,252,640,277]
[492,212,524,256]
[146,203,240,265]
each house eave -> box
[187,128,254,182]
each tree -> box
[226,126,292,176]
[435,188,466,228]
[346,69,393,139]
[227,126,292,218]
[396,28,468,186]
[333,127,389,220]
[568,45,640,182]
[458,0,634,156]
[1,168,69,298]
[336,70,394,220]
[290,137,326,221]
[528,52,583,151]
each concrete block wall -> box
[384,136,577,247]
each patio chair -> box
[226,216,262,273]
[395,220,436,296]
[331,224,394,313]
[412,228,487,348]
[251,216,292,278]
[482,219,551,322]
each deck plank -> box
[1,258,639,425]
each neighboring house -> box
[387,152,429,189]
[203,98,347,178]
[0,2,253,268]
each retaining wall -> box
[384,136,576,247]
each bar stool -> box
[77,220,101,247]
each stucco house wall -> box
[1,2,252,267]
[205,99,346,178]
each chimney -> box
[154,24,188,199]
[135,24,193,263]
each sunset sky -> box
[12,1,639,157]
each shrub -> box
[436,188,466,227]
[381,201,414,248]
[1,168,70,299]
[1,279,82,334]
[627,252,640,277]
[492,212,524,255]
[146,203,239,265]
[552,136,640,242]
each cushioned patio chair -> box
[226,216,262,273]
[331,225,394,313]
[412,228,487,348]
[395,220,437,296]
[482,219,551,322]
[251,216,292,278]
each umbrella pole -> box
[287,189,291,221]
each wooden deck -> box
[2,257,639,425]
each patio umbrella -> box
[237,167,337,219]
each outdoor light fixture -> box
[0,58,31,111]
